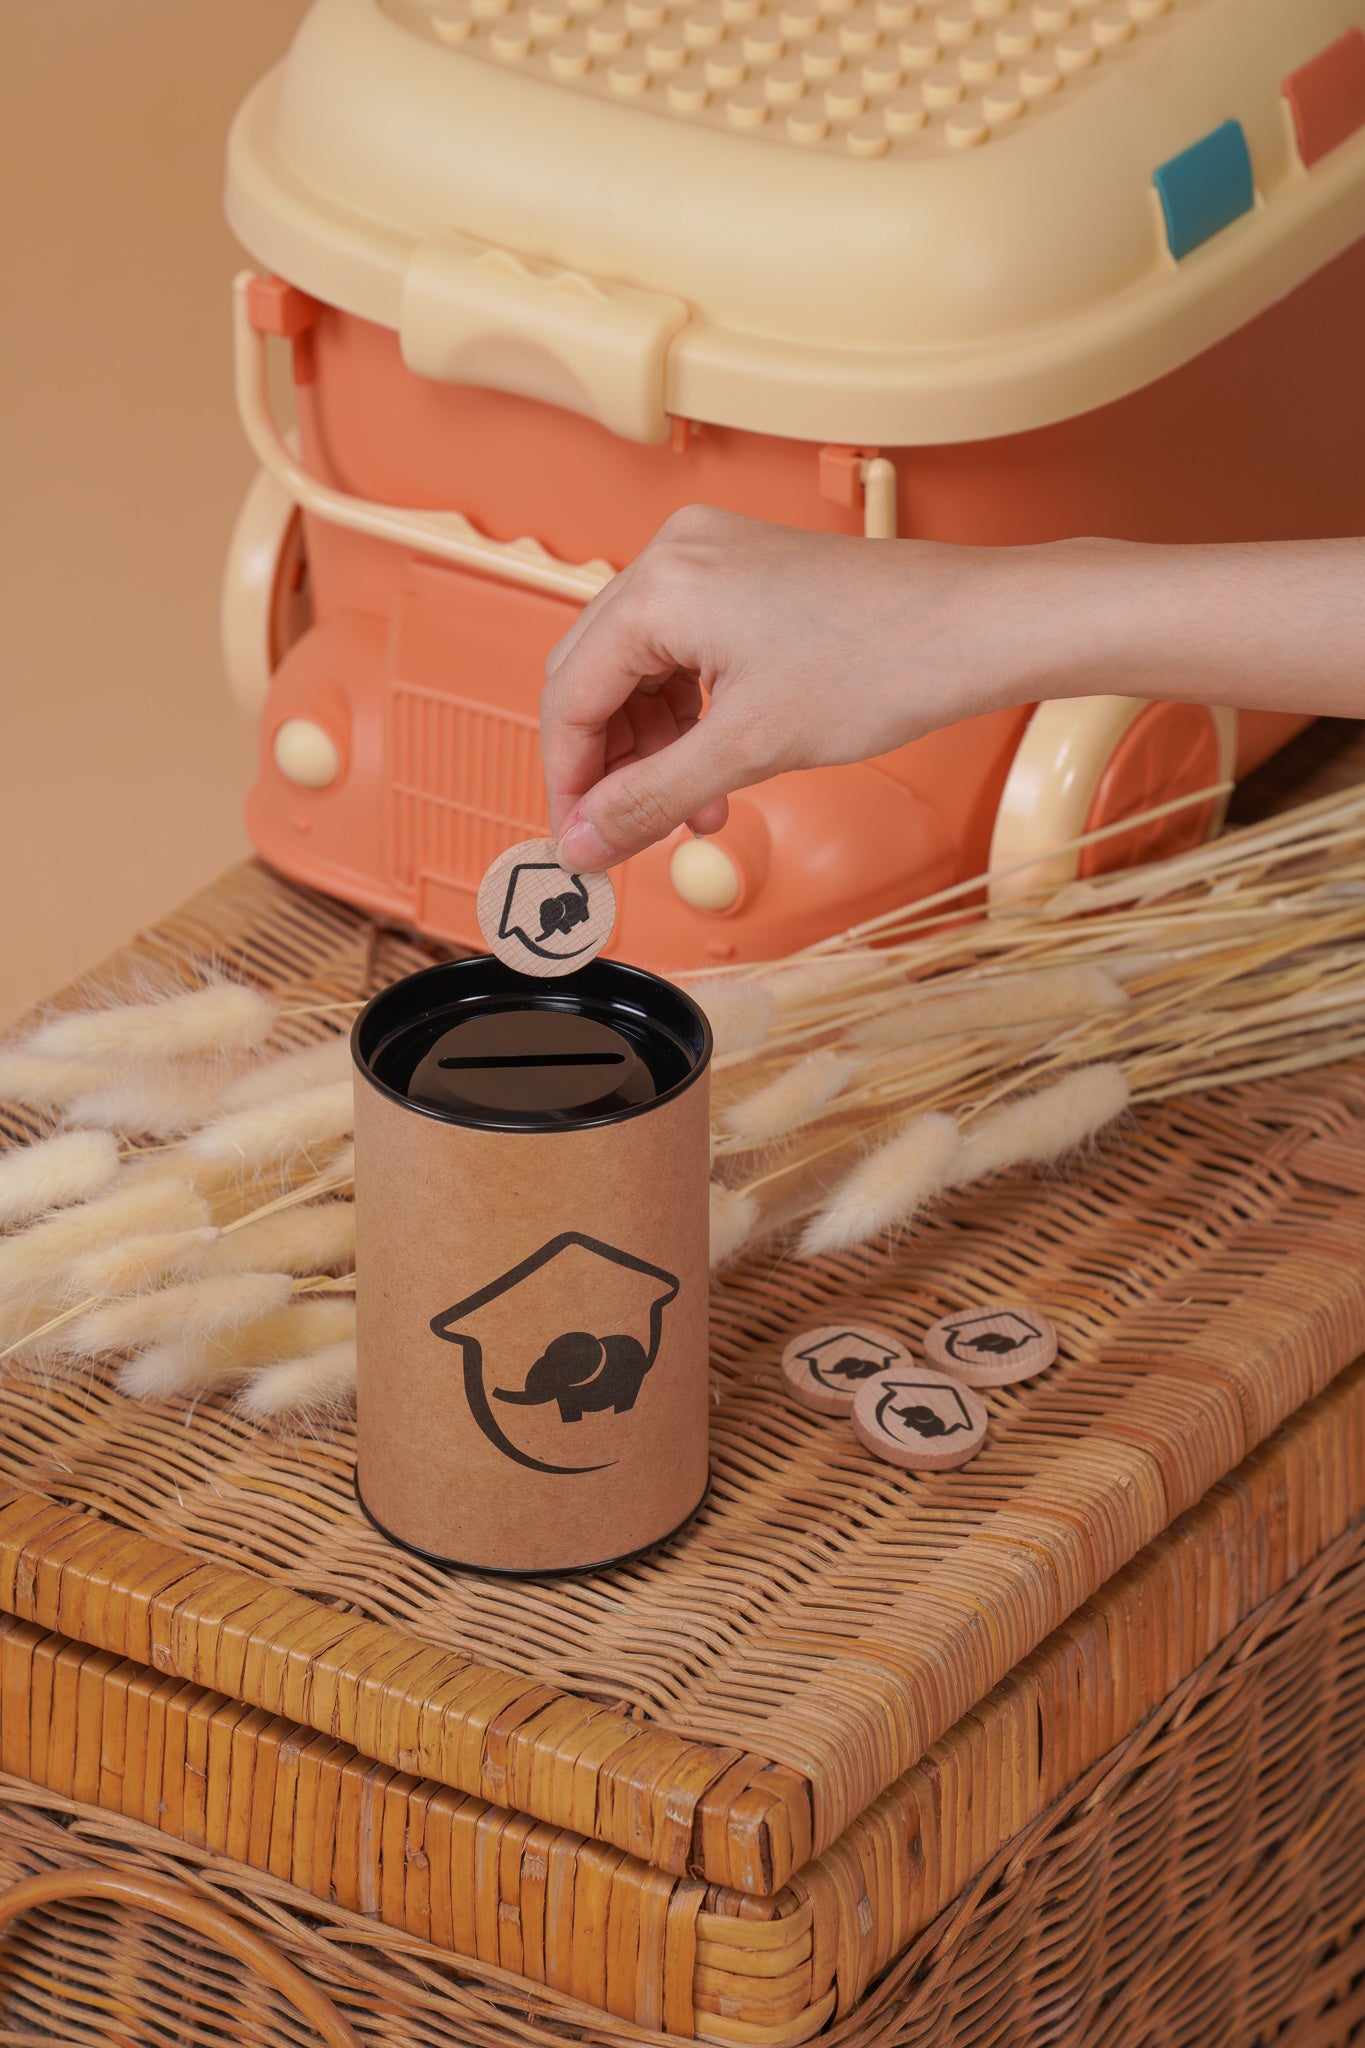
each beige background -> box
[0,0,313,1025]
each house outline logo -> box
[497,862,596,962]
[430,1231,680,1475]
[796,1329,902,1391]
[872,1378,976,1441]
[936,1309,1043,1364]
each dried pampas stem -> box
[0,1130,121,1228]
[188,1082,354,1174]
[0,1178,209,1305]
[218,1035,351,1113]
[119,1298,357,1399]
[26,983,275,1064]
[65,1068,228,1140]
[723,1052,858,1146]
[800,1112,961,1259]
[237,1340,358,1421]
[200,1201,355,1277]
[216,1149,355,1235]
[0,1051,116,1109]
[852,965,1128,1052]
[709,1184,759,1269]
[64,1272,293,1361]
[66,1226,221,1300]
[954,1065,1131,1186]
[684,977,776,1057]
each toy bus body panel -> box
[225,0,1365,969]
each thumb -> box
[557,709,746,869]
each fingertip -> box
[557,812,616,874]
[686,798,730,837]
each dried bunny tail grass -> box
[237,1339,357,1421]
[763,955,881,1011]
[722,1051,859,1146]
[683,976,776,1056]
[64,1067,228,1140]
[218,1035,351,1114]
[0,1050,116,1109]
[64,1271,292,1361]
[119,1298,357,1399]
[65,1226,221,1301]
[199,1200,355,1277]
[954,1064,1131,1186]
[0,1130,120,1227]
[25,982,275,1064]
[853,965,1128,1052]
[0,1177,210,1300]
[710,1184,760,1269]
[186,1082,354,1174]
[801,1111,961,1259]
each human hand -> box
[541,505,1035,872]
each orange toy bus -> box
[222,0,1365,971]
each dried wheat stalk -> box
[0,781,1363,1418]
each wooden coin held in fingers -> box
[851,1366,989,1472]
[477,838,616,977]
[923,1303,1058,1386]
[780,1321,911,1417]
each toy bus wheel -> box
[220,464,311,719]
[988,696,1237,908]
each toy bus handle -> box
[399,228,690,445]
[233,272,615,605]
[0,1866,362,2047]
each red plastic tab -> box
[819,445,876,509]
[1284,29,1365,169]
[246,274,323,339]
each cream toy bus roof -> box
[225,0,1365,443]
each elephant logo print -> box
[936,1310,1043,1364]
[797,1330,901,1392]
[431,1233,680,1474]
[873,1380,975,1441]
[496,1331,650,1423]
[498,863,596,963]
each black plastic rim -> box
[353,1470,711,1578]
[352,955,712,1135]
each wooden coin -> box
[922,1303,1058,1386]
[851,1365,988,1472]
[780,1321,911,1417]
[476,838,616,977]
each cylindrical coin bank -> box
[351,956,712,1574]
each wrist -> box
[980,537,1158,710]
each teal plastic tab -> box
[1153,120,1255,260]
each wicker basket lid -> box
[225,0,1365,443]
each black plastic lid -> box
[352,956,712,1133]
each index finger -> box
[539,586,694,838]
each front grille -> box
[389,682,550,891]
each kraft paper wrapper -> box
[353,1060,710,1574]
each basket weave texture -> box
[1,1463,1363,2048]
[2,720,1365,2040]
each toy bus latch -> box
[246,276,324,385]
[819,447,898,540]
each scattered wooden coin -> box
[851,1365,988,1472]
[780,1321,911,1417]
[477,839,617,977]
[922,1303,1058,1386]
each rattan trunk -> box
[2,723,1365,2047]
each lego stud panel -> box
[226,0,1365,442]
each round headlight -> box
[670,836,742,913]
[274,717,340,789]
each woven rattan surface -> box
[4,728,1365,1898]
[1,1352,1363,2042]
[2,1458,1363,2048]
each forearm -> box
[998,536,1365,719]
